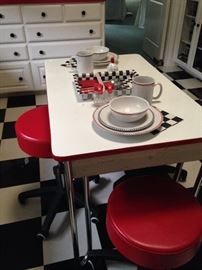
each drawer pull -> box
[39,50,45,55]
[18,77,23,81]
[14,51,20,56]
[41,12,46,18]
[43,75,46,79]
[89,29,94,34]
[0,13,4,19]
[10,33,16,38]
[37,32,42,37]
[81,10,86,16]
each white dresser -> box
[0,2,105,94]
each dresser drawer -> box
[0,5,22,24]
[64,3,102,22]
[31,61,46,90]
[21,5,62,23]
[26,22,101,42]
[0,44,28,62]
[0,25,25,43]
[29,39,102,59]
[0,62,33,92]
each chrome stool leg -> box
[81,176,93,267]
[173,162,184,182]
[193,163,202,198]
[64,162,80,259]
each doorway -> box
[105,0,146,56]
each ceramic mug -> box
[132,76,163,104]
[75,50,94,74]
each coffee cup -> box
[75,50,93,74]
[132,76,163,104]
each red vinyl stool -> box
[15,105,65,239]
[106,175,202,270]
[15,105,100,239]
[15,105,52,158]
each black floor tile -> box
[171,80,186,90]
[166,71,193,80]
[94,204,114,249]
[0,217,43,270]
[0,158,40,188]
[2,121,16,139]
[0,109,5,123]
[45,256,108,270]
[189,88,202,99]
[40,178,86,216]
[40,179,68,216]
[155,67,164,73]
[7,95,36,108]
[196,99,202,106]
[175,246,202,269]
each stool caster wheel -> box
[93,175,100,184]
[91,216,99,224]
[179,170,187,182]
[37,231,48,240]
[18,194,26,204]
[80,255,95,270]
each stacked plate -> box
[93,104,163,136]
[93,52,118,67]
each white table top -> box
[45,54,202,165]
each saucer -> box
[98,104,154,132]
[93,106,163,136]
[93,52,118,66]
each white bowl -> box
[87,46,109,61]
[109,96,150,122]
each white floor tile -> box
[90,171,125,205]
[26,267,44,270]
[35,94,48,105]
[176,78,202,89]
[0,182,41,225]
[158,65,182,73]
[184,89,198,100]
[0,138,29,161]
[180,161,201,188]
[163,73,174,81]
[39,158,57,182]
[0,97,7,109]
[43,209,101,265]
[5,106,35,122]
[107,260,137,270]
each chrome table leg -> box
[83,176,93,251]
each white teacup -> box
[132,76,163,104]
[75,50,94,74]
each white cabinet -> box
[21,5,63,23]
[64,3,102,21]
[0,62,33,93]
[0,2,105,94]
[0,5,22,24]
[25,22,102,42]
[31,61,46,90]
[0,25,25,43]
[175,0,202,80]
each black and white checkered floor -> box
[0,65,202,270]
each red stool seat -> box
[15,105,52,158]
[106,175,202,270]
